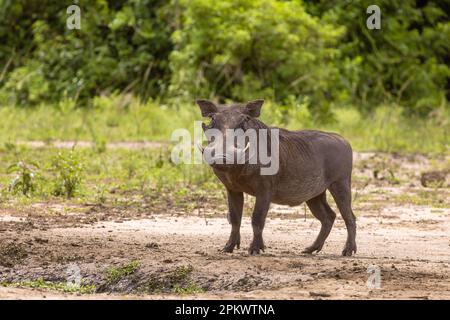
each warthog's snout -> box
[198,140,250,167]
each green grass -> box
[0,144,220,204]
[0,277,96,294]
[0,97,199,143]
[321,106,449,154]
[275,104,449,154]
[0,98,447,208]
[391,190,449,208]
[172,283,205,295]
[0,98,448,154]
[106,260,141,284]
[103,262,204,294]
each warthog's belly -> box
[271,188,326,207]
[216,170,328,207]
[270,170,329,206]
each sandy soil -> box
[0,151,449,300]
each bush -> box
[304,0,450,115]
[0,0,448,117]
[7,161,40,196]
[169,0,344,119]
[0,0,173,105]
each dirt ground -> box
[0,150,449,300]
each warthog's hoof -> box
[342,242,357,256]
[222,241,239,253]
[301,244,323,255]
[248,240,265,255]
[222,234,240,253]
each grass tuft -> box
[106,260,141,284]
[0,277,96,294]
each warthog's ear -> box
[244,99,264,118]
[196,99,218,117]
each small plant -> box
[93,136,107,153]
[106,260,140,284]
[143,264,204,294]
[94,185,108,204]
[86,118,107,153]
[52,151,83,198]
[122,156,138,179]
[169,265,194,282]
[173,283,204,294]
[7,161,39,196]
[0,278,96,294]
[4,142,17,153]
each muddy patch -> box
[0,242,28,268]
[1,210,450,299]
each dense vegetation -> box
[0,0,448,119]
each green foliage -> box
[7,161,39,196]
[0,61,50,105]
[51,150,83,198]
[0,0,448,118]
[170,0,344,117]
[304,0,450,115]
[0,0,173,105]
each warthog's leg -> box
[329,178,357,256]
[302,191,336,254]
[222,190,244,253]
[248,195,271,255]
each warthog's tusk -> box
[236,142,251,163]
[196,142,204,153]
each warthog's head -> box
[196,99,267,171]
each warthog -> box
[196,99,356,256]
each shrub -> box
[170,0,344,119]
[7,161,40,196]
[51,151,83,198]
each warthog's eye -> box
[237,116,250,130]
